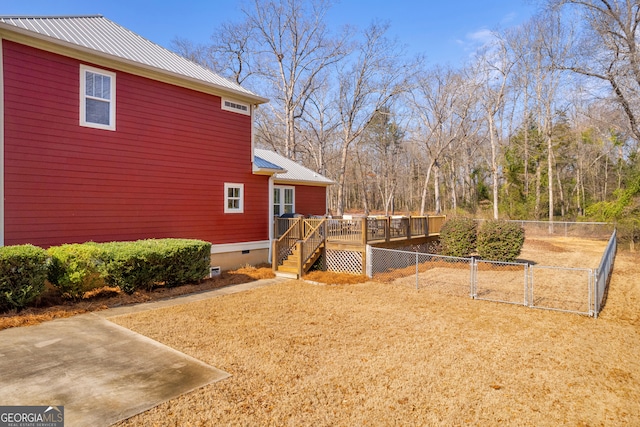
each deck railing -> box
[326,218,365,244]
[273,217,327,272]
[324,215,446,244]
[273,218,302,268]
[301,219,326,267]
[428,215,446,235]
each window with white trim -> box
[221,98,250,115]
[80,65,116,130]
[274,186,294,216]
[224,183,244,213]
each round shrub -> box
[439,217,477,257]
[47,243,107,299]
[477,220,525,262]
[0,244,48,311]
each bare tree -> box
[550,0,640,143]
[533,12,574,223]
[243,0,348,158]
[298,80,340,176]
[334,22,411,216]
[472,33,518,220]
[410,65,480,215]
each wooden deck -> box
[273,215,445,278]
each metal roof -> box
[254,149,334,186]
[253,155,285,172]
[0,15,266,103]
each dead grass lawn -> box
[111,246,640,426]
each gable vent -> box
[222,99,250,115]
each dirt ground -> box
[110,244,640,426]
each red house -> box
[0,15,331,270]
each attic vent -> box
[222,99,250,115]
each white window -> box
[274,186,295,216]
[221,98,250,115]
[80,65,116,130]
[224,183,244,213]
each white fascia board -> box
[252,166,285,176]
[272,178,335,187]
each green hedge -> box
[0,244,48,311]
[101,239,211,294]
[47,243,107,299]
[477,220,525,262]
[0,239,211,311]
[439,217,478,257]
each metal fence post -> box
[415,252,419,290]
[528,265,534,308]
[470,257,476,298]
[591,269,597,318]
[524,264,528,306]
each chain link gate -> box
[472,259,528,306]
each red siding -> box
[3,40,268,247]
[294,185,327,216]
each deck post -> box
[272,239,277,272]
[407,216,412,239]
[299,217,305,240]
[361,217,368,245]
[385,216,391,242]
[297,242,303,277]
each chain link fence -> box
[367,226,617,317]
[476,220,614,239]
[528,266,594,315]
[368,248,472,297]
[473,260,528,306]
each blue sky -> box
[2,0,539,65]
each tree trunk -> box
[535,162,542,220]
[556,160,565,218]
[449,160,458,211]
[336,142,350,216]
[489,115,500,220]
[547,131,554,223]
[419,161,435,216]
[434,162,442,214]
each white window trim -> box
[224,183,244,213]
[80,64,116,131]
[274,185,295,216]
[221,98,250,116]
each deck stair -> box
[273,218,326,279]
[275,242,324,278]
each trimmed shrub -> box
[100,241,162,294]
[145,239,211,287]
[101,239,211,294]
[47,243,108,299]
[439,217,477,257]
[477,220,525,262]
[0,244,48,311]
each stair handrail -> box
[274,217,302,267]
[301,218,326,267]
